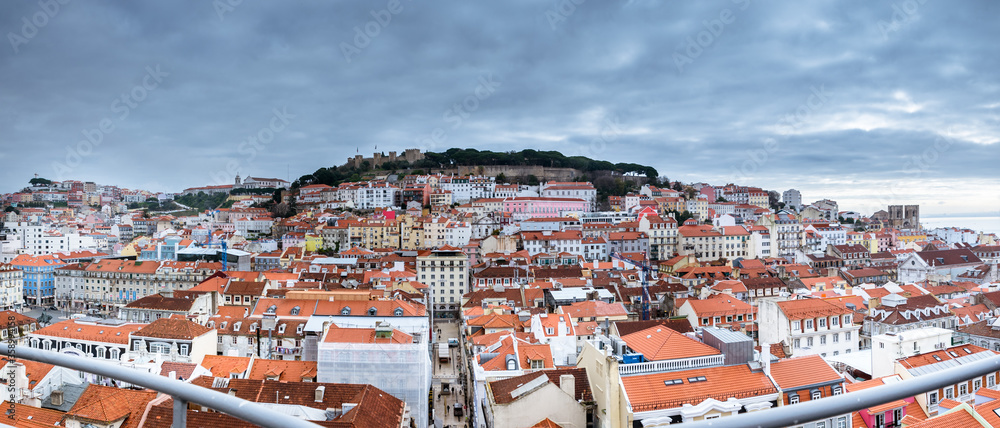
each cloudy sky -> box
[2,1,998,217]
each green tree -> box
[29,177,52,186]
[495,173,506,183]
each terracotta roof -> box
[776,298,852,320]
[200,355,252,378]
[683,295,754,317]
[621,326,721,361]
[974,394,1000,427]
[33,320,145,345]
[918,249,982,266]
[0,311,37,327]
[66,384,156,428]
[907,405,989,427]
[0,401,66,427]
[768,355,842,390]
[172,378,405,428]
[560,300,628,319]
[247,359,317,381]
[621,364,777,412]
[159,361,198,380]
[134,318,212,340]
[123,293,197,311]
[899,344,994,370]
[489,367,592,405]
[531,418,564,428]
[323,326,413,344]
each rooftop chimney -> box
[559,374,576,399]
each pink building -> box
[502,197,589,220]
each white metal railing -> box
[677,352,1000,428]
[0,346,320,428]
[619,354,726,376]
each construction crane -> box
[610,252,653,321]
[204,234,228,271]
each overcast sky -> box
[2,1,998,217]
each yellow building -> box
[397,215,424,250]
[896,232,927,245]
[304,234,323,252]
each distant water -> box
[920,216,1000,235]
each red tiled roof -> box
[33,320,145,345]
[247,359,317,382]
[768,355,841,390]
[200,355,252,378]
[134,318,212,340]
[621,326,721,361]
[66,385,156,428]
[621,364,777,412]
[776,298,852,320]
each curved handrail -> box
[0,346,321,428]
[675,352,1000,428]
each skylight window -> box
[948,352,958,358]
[964,348,972,354]
[933,355,942,361]
[687,376,707,383]
[663,379,683,386]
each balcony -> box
[0,346,320,428]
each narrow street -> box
[432,319,468,428]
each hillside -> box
[293,148,659,190]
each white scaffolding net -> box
[318,337,432,428]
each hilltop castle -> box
[347,148,424,169]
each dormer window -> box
[341,307,351,315]
[368,307,378,316]
[250,323,257,332]
[233,322,241,331]
[394,308,404,316]
[290,306,301,316]
[267,305,278,314]
[278,324,286,334]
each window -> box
[928,391,938,405]
[845,332,851,340]
[811,390,821,400]
[832,316,839,326]
[833,386,842,396]
[789,393,799,404]
[990,376,996,388]
[832,333,839,343]
[820,335,827,345]
[959,384,968,396]
[792,321,800,330]
[341,307,351,315]
[975,379,982,391]
[836,416,847,428]
[807,337,814,347]
[180,344,189,356]
[806,320,813,329]
[794,339,801,348]
[819,318,826,328]
[945,387,953,399]
[368,307,378,316]
[290,306,300,316]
